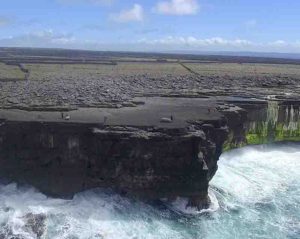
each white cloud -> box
[0,30,76,47]
[270,40,286,46]
[137,36,300,52]
[139,36,252,47]
[155,0,199,15]
[1,32,300,53]
[111,4,144,23]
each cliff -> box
[222,100,300,150]
[0,97,299,210]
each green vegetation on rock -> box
[246,121,300,144]
[224,102,300,151]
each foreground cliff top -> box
[0,47,300,113]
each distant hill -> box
[1,47,300,65]
[165,50,300,60]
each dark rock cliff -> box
[0,118,227,209]
[222,100,300,150]
[0,99,299,210]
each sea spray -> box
[0,143,298,239]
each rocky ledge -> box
[0,97,299,209]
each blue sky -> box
[0,0,300,52]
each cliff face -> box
[222,101,300,150]
[0,99,299,210]
[0,118,227,209]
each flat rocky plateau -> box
[0,48,300,112]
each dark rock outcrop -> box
[222,100,300,150]
[0,118,227,208]
[0,98,299,210]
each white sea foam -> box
[0,143,299,239]
[164,189,219,216]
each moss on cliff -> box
[246,121,300,145]
[223,101,300,151]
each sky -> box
[0,0,300,53]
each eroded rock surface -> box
[1,74,299,111]
[0,116,227,207]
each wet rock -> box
[23,213,46,239]
[187,194,211,211]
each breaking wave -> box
[0,143,299,239]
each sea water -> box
[0,144,299,239]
